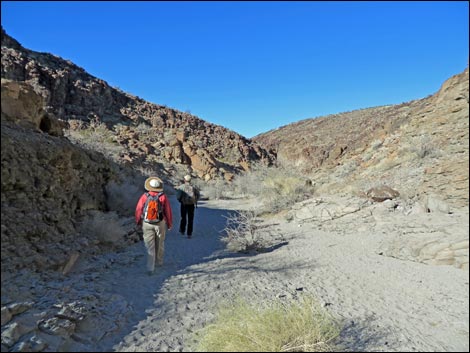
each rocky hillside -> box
[255,68,469,209]
[0,27,274,275]
[1,79,136,274]
[1,27,274,182]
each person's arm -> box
[163,195,173,229]
[135,194,147,225]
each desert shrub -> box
[261,171,311,214]
[202,179,231,200]
[230,164,313,213]
[221,210,269,252]
[334,160,358,178]
[409,135,441,159]
[134,122,151,136]
[195,164,313,212]
[80,211,126,248]
[231,166,271,197]
[193,295,340,352]
[105,180,143,216]
[65,118,124,162]
[262,185,305,214]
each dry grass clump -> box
[262,173,311,213]
[193,295,340,352]
[228,164,314,213]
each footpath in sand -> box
[2,197,468,352]
[106,197,469,352]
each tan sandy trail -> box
[90,198,468,352]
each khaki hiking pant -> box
[142,221,167,272]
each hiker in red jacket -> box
[135,176,173,274]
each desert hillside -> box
[255,68,469,209]
[2,26,468,279]
[1,27,468,353]
[1,27,274,182]
[1,78,143,273]
[0,26,272,273]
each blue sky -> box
[1,1,468,138]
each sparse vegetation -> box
[65,118,125,162]
[232,164,314,214]
[80,211,126,247]
[200,164,313,214]
[105,180,143,216]
[221,210,270,252]
[201,179,230,200]
[193,295,340,352]
[409,135,440,159]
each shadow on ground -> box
[336,315,399,352]
[94,199,284,351]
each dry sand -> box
[5,196,464,351]
[85,197,469,352]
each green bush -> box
[193,295,340,352]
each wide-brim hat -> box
[145,176,164,192]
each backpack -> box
[143,192,164,224]
[179,184,197,205]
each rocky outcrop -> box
[1,79,128,274]
[288,195,469,270]
[1,79,64,136]
[366,185,400,202]
[1,28,274,181]
[255,68,469,209]
[0,27,274,275]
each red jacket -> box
[135,192,173,229]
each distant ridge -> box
[1,26,274,182]
[254,67,469,208]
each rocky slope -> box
[255,68,469,209]
[1,27,468,353]
[1,79,141,274]
[1,27,274,182]
[1,25,275,283]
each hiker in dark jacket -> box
[135,176,173,274]
[176,175,200,239]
